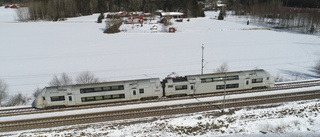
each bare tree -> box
[104,18,122,33]
[60,72,73,85]
[33,87,42,98]
[0,78,8,106]
[5,93,28,107]
[315,60,320,76]
[48,72,73,86]
[76,71,99,84]
[48,75,61,86]
[15,7,30,21]
[215,62,229,73]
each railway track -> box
[1,89,320,132]
[1,79,320,118]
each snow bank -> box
[2,99,319,137]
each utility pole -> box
[201,45,204,75]
[222,72,227,113]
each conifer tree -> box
[218,9,224,20]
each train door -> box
[67,95,76,106]
[244,79,251,89]
[190,84,196,95]
[131,89,139,100]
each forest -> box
[226,0,320,34]
[2,0,320,34]
[16,0,205,21]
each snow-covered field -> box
[1,7,320,136]
[1,7,320,97]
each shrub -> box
[104,19,122,34]
[97,12,104,23]
[315,60,320,76]
[5,93,28,106]
[0,79,8,105]
[76,71,99,84]
[33,87,42,98]
[48,72,73,86]
[218,10,224,20]
[215,62,229,73]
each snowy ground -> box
[1,99,319,137]
[1,7,320,97]
[1,7,320,136]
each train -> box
[33,69,275,109]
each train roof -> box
[44,77,160,89]
[185,69,267,78]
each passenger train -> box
[33,69,275,109]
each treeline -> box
[227,0,320,34]
[27,0,204,21]
[0,0,30,6]
[227,0,320,9]
[283,0,320,8]
[0,0,30,4]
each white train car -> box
[33,78,163,109]
[164,69,274,96]
[33,69,274,109]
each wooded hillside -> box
[26,0,204,21]
[227,0,320,34]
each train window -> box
[80,88,94,94]
[86,97,95,101]
[50,96,65,102]
[81,94,125,102]
[213,77,222,82]
[104,95,112,99]
[102,87,109,91]
[103,85,125,91]
[227,76,239,81]
[172,77,188,82]
[246,80,249,85]
[80,85,125,94]
[120,94,125,98]
[252,78,263,83]
[94,87,102,91]
[201,79,206,83]
[175,85,188,90]
[168,85,174,88]
[228,84,239,88]
[43,97,45,100]
[96,96,103,101]
[133,90,136,95]
[139,89,144,94]
[113,94,120,99]
[201,78,213,83]
[191,85,194,90]
[216,84,239,90]
[68,96,72,101]
[206,78,213,82]
[201,76,239,83]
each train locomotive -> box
[33,69,274,109]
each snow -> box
[2,99,319,136]
[1,7,320,97]
[0,105,29,110]
[0,7,320,136]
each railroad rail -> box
[1,79,320,118]
[1,89,320,132]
